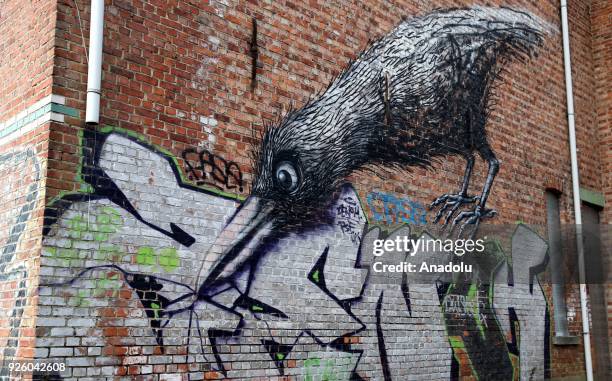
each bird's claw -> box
[430,193,479,225]
[450,206,497,237]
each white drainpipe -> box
[560,1,594,380]
[85,0,105,124]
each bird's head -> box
[197,108,363,295]
[250,113,349,216]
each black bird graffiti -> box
[197,6,547,295]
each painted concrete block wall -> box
[37,129,553,380]
[0,117,51,377]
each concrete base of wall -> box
[552,335,581,345]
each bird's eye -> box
[274,161,300,193]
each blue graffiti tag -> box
[366,191,427,225]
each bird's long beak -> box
[196,196,274,297]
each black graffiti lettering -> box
[226,162,243,192]
[336,197,360,219]
[209,153,227,184]
[182,148,202,182]
[182,148,243,192]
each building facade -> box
[0,0,610,379]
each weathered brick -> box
[1,0,610,380]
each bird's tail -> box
[432,6,555,60]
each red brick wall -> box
[10,0,606,379]
[48,0,607,223]
[591,0,612,374]
[0,0,56,122]
[569,0,603,196]
[591,0,611,226]
[0,0,55,370]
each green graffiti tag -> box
[304,357,348,381]
[135,246,180,272]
